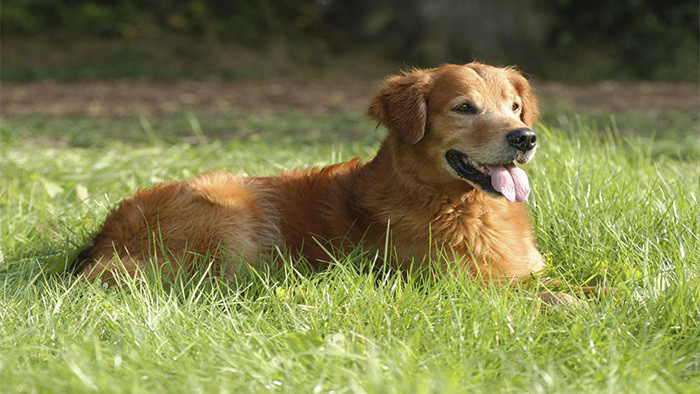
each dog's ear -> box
[368,70,433,145]
[507,69,539,127]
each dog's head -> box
[368,63,539,202]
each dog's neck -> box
[357,139,483,215]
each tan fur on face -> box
[77,62,546,286]
[423,64,539,168]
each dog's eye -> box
[454,103,477,114]
[512,102,520,112]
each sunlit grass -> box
[0,110,698,392]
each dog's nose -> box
[507,128,537,152]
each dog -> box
[77,63,580,302]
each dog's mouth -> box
[445,149,531,202]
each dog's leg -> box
[542,279,616,300]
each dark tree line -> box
[2,0,697,80]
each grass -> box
[0,108,698,392]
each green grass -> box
[1,109,698,392]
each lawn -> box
[0,108,698,392]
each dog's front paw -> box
[538,291,586,307]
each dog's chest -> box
[424,199,543,276]
[432,201,493,249]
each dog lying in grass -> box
[76,63,587,303]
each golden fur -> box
[78,63,557,291]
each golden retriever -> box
[77,62,581,301]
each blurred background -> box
[1,0,698,81]
[1,0,698,136]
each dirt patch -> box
[0,78,379,117]
[1,78,698,117]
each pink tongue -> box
[486,164,530,202]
